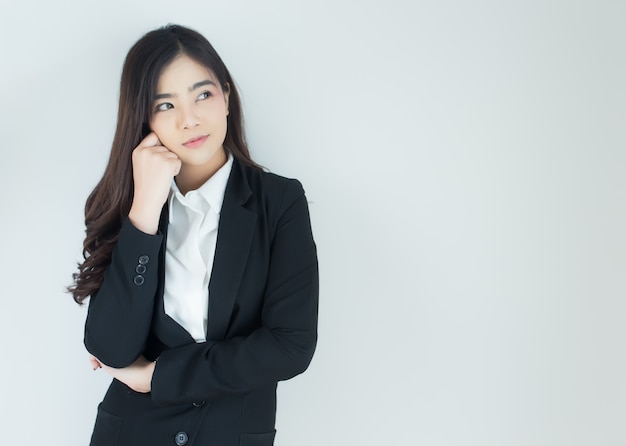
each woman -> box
[69,24,318,446]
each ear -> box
[223,82,230,116]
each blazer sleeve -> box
[150,180,318,404]
[84,219,164,368]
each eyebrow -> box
[155,80,217,100]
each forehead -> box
[157,55,217,91]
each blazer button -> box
[192,401,205,407]
[138,255,150,265]
[135,264,147,274]
[133,275,145,286]
[175,431,188,445]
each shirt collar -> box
[168,153,234,224]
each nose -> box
[179,105,200,129]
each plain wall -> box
[1,1,625,444]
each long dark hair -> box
[69,24,260,304]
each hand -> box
[89,355,156,393]
[129,132,181,234]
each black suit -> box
[84,159,318,446]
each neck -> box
[175,148,227,195]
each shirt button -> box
[135,264,147,274]
[133,275,145,286]
[175,431,188,445]
[138,255,150,265]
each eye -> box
[197,91,212,101]
[155,102,173,112]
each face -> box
[149,55,229,178]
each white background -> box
[1,1,625,445]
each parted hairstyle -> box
[69,24,260,304]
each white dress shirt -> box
[163,154,234,342]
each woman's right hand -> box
[128,132,181,234]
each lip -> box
[182,135,208,148]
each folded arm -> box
[151,182,319,403]
[84,219,163,368]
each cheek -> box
[148,117,159,133]
[149,118,170,140]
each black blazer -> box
[84,159,318,446]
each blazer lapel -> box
[206,160,256,341]
[151,159,257,346]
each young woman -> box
[69,24,318,446]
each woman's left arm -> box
[150,180,319,404]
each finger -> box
[145,146,172,154]
[144,146,179,160]
[140,132,161,147]
[172,159,182,176]
[88,355,102,370]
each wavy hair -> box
[69,24,260,304]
